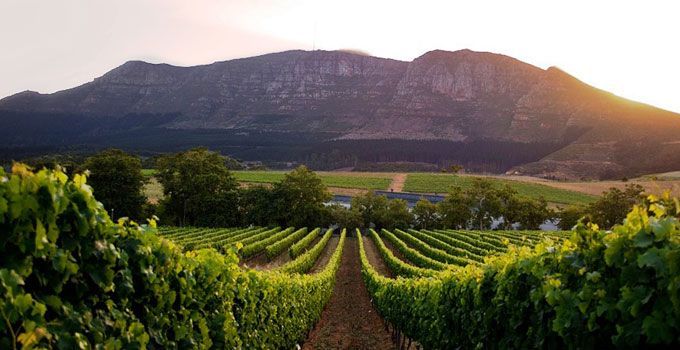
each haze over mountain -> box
[2,49,680,179]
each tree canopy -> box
[557,184,646,230]
[82,149,146,220]
[270,165,332,227]
[156,147,239,227]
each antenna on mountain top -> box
[313,21,317,51]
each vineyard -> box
[2,166,680,348]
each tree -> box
[351,191,390,228]
[588,184,645,228]
[349,192,413,229]
[413,198,441,229]
[224,156,245,170]
[556,184,646,230]
[82,149,146,219]
[239,186,277,227]
[515,197,552,230]
[496,185,521,230]
[327,204,363,229]
[495,185,552,230]
[465,178,502,230]
[449,165,463,174]
[271,165,332,227]
[25,154,82,178]
[379,199,413,230]
[437,187,472,229]
[557,205,588,230]
[156,148,239,226]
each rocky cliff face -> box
[2,49,680,179]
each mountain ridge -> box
[2,49,680,179]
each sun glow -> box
[1,0,679,113]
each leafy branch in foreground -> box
[0,165,344,349]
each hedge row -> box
[429,229,503,254]
[234,227,346,347]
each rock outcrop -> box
[2,49,680,179]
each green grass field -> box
[403,173,596,205]
[142,169,158,177]
[233,171,393,190]
[142,169,598,205]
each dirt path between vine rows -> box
[246,251,287,270]
[302,236,395,349]
[363,236,393,278]
[389,173,407,192]
[381,237,415,266]
[310,236,340,273]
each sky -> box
[1,0,679,113]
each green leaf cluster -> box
[233,228,346,348]
[0,165,345,349]
[0,164,242,348]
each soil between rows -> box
[363,235,393,278]
[310,236,340,273]
[381,237,415,266]
[302,236,395,349]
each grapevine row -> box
[367,229,438,278]
[278,228,335,274]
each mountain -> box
[2,49,680,179]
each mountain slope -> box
[1,49,679,179]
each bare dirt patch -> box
[239,252,269,269]
[389,173,407,192]
[244,250,290,270]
